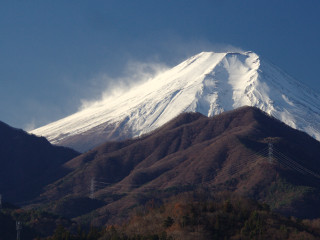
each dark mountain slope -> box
[38,107,320,224]
[0,121,79,204]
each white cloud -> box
[24,119,36,131]
[79,60,168,110]
[77,42,245,111]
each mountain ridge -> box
[36,107,320,224]
[30,51,320,152]
[0,120,79,203]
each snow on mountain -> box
[30,51,320,152]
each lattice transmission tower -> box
[90,178,95,199]
[268,142,273,164]
[16,221,22,240]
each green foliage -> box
[241,211,264,238]
[3,190,320,240]
[265,178,312,209]
[87,225,102,240]
[223,200,233,213]
[181,214,191,227]
[163,216,174,228]
[50,224,71,240]
[99,192,320,240]
[0,205,104,240]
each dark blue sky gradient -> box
[1,1,320,129]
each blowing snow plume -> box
[79,61,168,110]
[31,51,320,152]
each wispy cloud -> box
[24,119,36,131]
[79,60,168,110]
[78,40,245,111]
[31,40,244,129]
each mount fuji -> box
[31,51,320,152]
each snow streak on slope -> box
[31,51,320,152]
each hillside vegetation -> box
[99,192,320,240]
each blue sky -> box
[1,0,320,129]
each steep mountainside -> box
[0,121,79,204]
[31,51,320,152]
[37,107,320,224]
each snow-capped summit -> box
[30,51,320,152]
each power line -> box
[11,143,317,205]
[272,147,320,179]
[215,148,269,179]
[93,148,269,190]
[90,148,271,196]
[71,143,320,201]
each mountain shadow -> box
[0,121,79,204]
